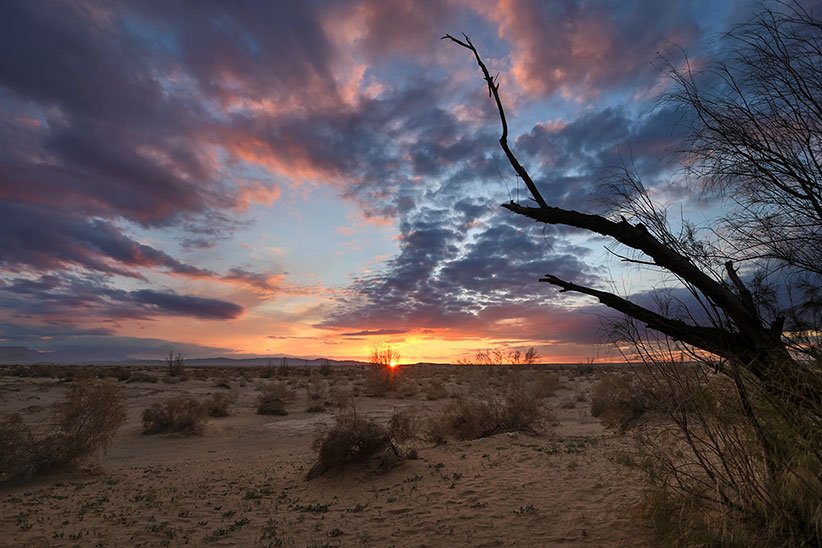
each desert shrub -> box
[306,374,328,402]
[256,381,291,415]
[590,375,650,431]
[365,364,398,396]
[388,407,419,442]
[424,378,449,400]
[142,397,207,435]
[204,392,236,417]
[427,374,543,441]
[306,407,392,479]
[331,386,354,409]
[0,380,127,484]
[532,373,560,398]
[161,374,182,384]
[318,360,332,377]
[126,371,158,383]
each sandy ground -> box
[0,365,651,547]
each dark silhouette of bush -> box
[306,407,393,479]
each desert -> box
[0,363,649,547]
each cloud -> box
[0,274,244,322]
[128,290,243,320]
[480,0,703,98]
[341,328,409,337]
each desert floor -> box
[0,364,651,547]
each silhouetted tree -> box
[445,2,820,542]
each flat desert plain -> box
[0,364,650,547]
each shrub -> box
[532,372,560,398]
[126,371,158,383]
[306,374,328,402]
[256,381,290,415]
[0,380,127,484]
[142,397,207,435]
[306,407,393,479]
[424,378,449,400]
[590,375,650,431]
[427,374,543,442]
[204,392,236,417]
[365,365,397,396]
[388,407,419,442]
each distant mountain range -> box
[0,345,371,366]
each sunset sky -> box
[1,0,764,363]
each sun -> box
[388,358,398,369]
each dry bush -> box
[306,407,393,479]
[161,374,182,384]
[125,371,158,383]
[256,381,291,415]
[590,375,650,431]
[306,374,328,402]
[365,365,397,396]
[427,373,543,442]
[204,392,236,417]
[424,378,449,400]
[142,397,207,435]
[1,380,127,484]
[532,372,560,398]
[388,407,420,442]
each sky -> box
[0,0,780,363]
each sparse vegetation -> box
[204,392,236,417]
[0,380,127,484]
[590,375,649,431]
[256,381,291,415]
[427,372,543,442]
[306,406,394,479]
[142,397,207,435]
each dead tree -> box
[442,4,820,466]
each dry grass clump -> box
[256,381,291,415]
[305,374,328,402]
[125,370,158,383]
[306,407,393,479]
[532,372,560,398]
[1,380,127,484]
[365,365,398,396]
[424,378,449,400]
[427,373,544,442]
[590,374,650,431]
[204,392,236,417]
[142,397,207,435]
